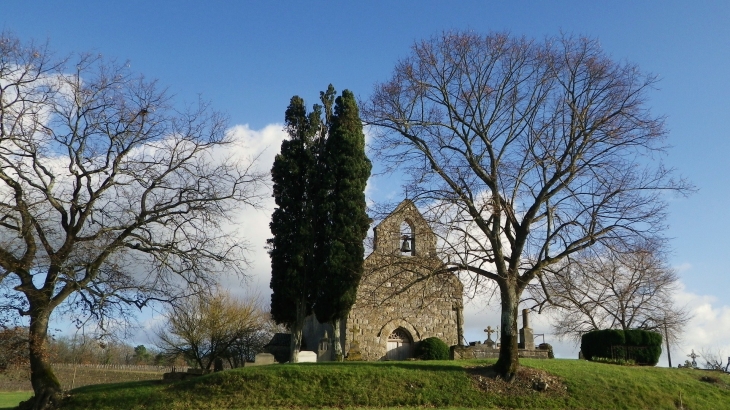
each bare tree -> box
[225,312,282,367]
[0,34,266,408]
[0,326,28,371]
[155,291,265,371]
[363,32,693,379]
[528,241,690,349]
[699,348,730,372]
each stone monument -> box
[519,309,535,350]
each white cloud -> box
[216,124,287,300]
[669,282,730,367]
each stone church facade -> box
[303,200,464,361]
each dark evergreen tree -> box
[313,90,372,360]
[268,96,321,362]
[269,86,370,362]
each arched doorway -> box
[386,328,413,360]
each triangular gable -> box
[372,200,437,257]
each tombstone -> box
[298,350,318,363]
[519,309,535,350]
[252,352,276,366]
[484,326,497,348]
[263,333,292,363]
[214,357,224,372]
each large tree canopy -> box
[0,35,266,408]
[363,32,692,379]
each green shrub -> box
[582,329,662,366]
[582,329,624,361]
[415,337,449,360]
[591,356,636,366]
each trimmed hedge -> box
[415,337,450,360]
[581,329,662,366]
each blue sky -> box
[3,1,730,363]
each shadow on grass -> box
[259,359,476,372]
[69,379,160,394]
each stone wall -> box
[345,200,463,361]
[451,345,550,360]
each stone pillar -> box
[519,309,535,350]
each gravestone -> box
[519,309,535,350]
[251,353,276,366]
[298,350,317,362]
[484,326,497,348]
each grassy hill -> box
[30,359,729,410]
[2,359,728,409]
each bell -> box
[400,236,411,253]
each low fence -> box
[451,345,550,360]
[51,363,189,373]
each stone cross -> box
[484,326,497,347]
[687,349,701,367]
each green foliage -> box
[415,337,450,360]
[582,329,662,366]
[581,329,624,361]
[133,346,151,364]
[313,89,372,325]
[591,357,636,366]
[269,85,370,363]
[268,95,321,325]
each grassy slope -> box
[0,366,164,392]
[55,359,730,410]
[0,366,165,409]
[0,392,32,410]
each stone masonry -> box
[344,200,464,361]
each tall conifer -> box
[268,96,321,362]
[269,86,370,362]
[313,90,372,359]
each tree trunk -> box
[495,282,519,381]
[24,307,62,410]
[289,298,306,363]
[331,318,343,361]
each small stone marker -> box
[298,350,317,363]
[253,353,276,365]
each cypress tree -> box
[313,90,372,359]
[268,96,321,362]
[269,86,370,362]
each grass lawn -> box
[0,391,32,410]
[53,359,730,410]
